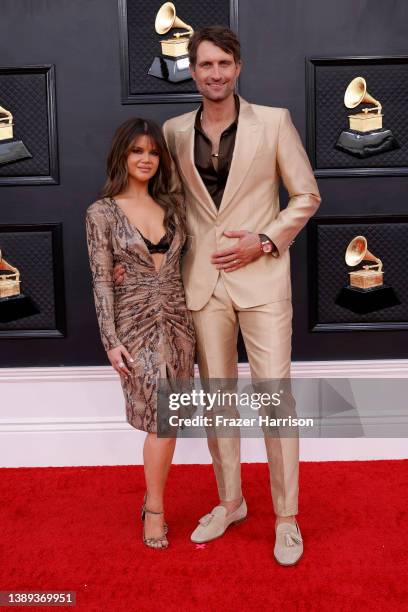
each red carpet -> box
[1,460,407,611]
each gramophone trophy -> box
[0,250,39,323]
[148,2,193,83]
[335,236,400,314]
[335,77,399,158]
[0,103,32,167]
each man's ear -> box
[189,63,196,82]
[236,60,243,78]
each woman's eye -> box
[150,151,159,156]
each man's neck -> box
[201,94,237,127]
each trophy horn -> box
[345,235,383,271]
[344,77,382,113]
[155,2,193,37]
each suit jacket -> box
[163,96,321,311]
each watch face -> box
[262,242,273,253]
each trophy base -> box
[349,269,383,289]
[335,128,399,159]
[0,293,39,323]
[0,140,32,167]
[148,55,191,83]
[335,285,401,314]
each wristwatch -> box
[259,234,275,254]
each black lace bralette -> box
[138,229,171,254]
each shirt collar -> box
[194,94,240,135]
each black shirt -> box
[194,96,239,209]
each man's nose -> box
[211,65,221,80]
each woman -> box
[86,118,195,549]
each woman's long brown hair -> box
[101,118,185,238]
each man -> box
[118,26,321,565]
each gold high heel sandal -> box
[141,497,169,549]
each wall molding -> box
[2,358,408,382]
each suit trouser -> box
[191,275,298,517]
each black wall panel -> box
[0,0,407,366]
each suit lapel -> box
[219,97,263,212]
[175,113,218,217]
[174,98,262,217]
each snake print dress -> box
[86,197,195,433]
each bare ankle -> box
[145,492,164,513]
[220,497,243,515]
[276,515,296,525]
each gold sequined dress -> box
[86,197,195,433]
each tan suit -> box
[163,97,321,515]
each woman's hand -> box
[107,344,134,378]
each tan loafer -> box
[274,520,303,566]
[191,498,247,543]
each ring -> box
[234,259,240,264]
[119,361,125,368]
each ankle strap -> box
[144,507,164,515]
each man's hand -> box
[113,264,126,286]
[211,230,262,272]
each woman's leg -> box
[143,433,176,543]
